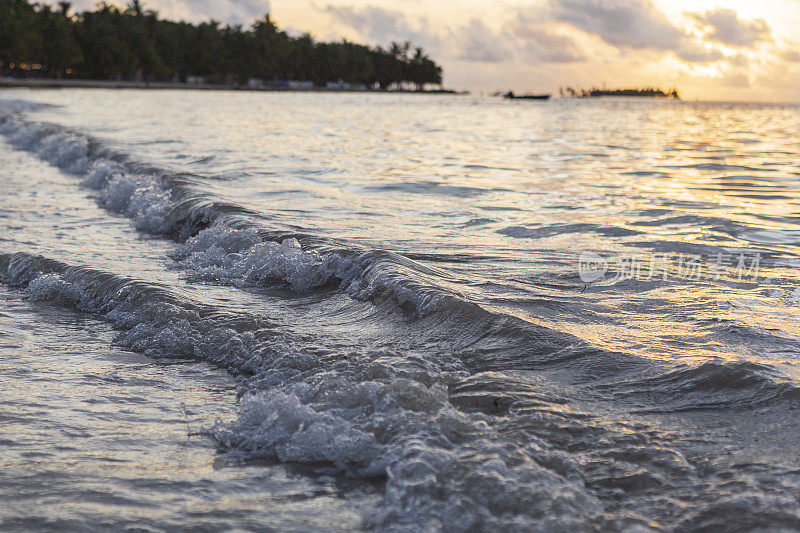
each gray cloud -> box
[455,19,509,63]
[508,23,585,63]
[324,4,583,65]
[690,9,771,47]
[726,54,749,67]
[547,0,722,63]
[548,0,683,50]
[720,72,750,87]
[323,5,441,49]
[324,1,763,73]
[323,5,505,63]
[674,42,723,63]
[781,48,800,62]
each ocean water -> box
[1,89,799,531]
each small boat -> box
[503,91,550,100]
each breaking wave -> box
[0,104,476,318]
[0,251,606,529]
[4,97,800,530]
[4,250,800,530]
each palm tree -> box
[0,0,445,88]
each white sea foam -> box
[1,252,602,530]
[97,170,174,233]
[211,391,385,470]
[171,227,340,292]
[0,107,463,316]
[26,272,86,305]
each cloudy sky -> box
[62,0,800,101]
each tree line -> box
[560,86,680,99]
[0,0,444,90]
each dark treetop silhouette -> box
[0,0,443,90]
[560,86,681,99]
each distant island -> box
[0,0,443,92]
[561,87,681,99]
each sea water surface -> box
[1,89,799,531]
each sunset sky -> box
[58,0,800,101]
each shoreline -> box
[0,77,463,94]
